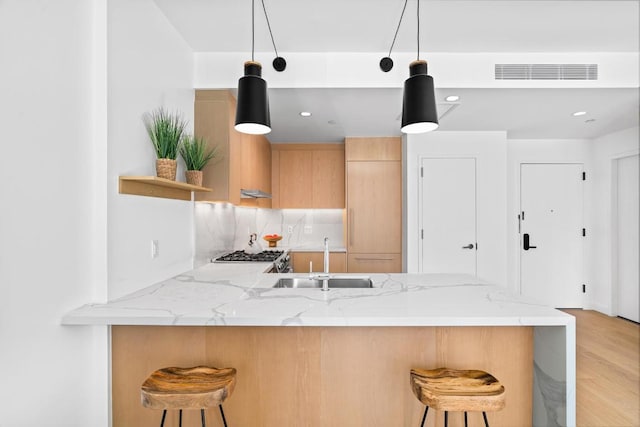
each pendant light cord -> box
[416,0,420,60]
[387,0,408,57]
[261,0,280,57]
[251,0,255,61]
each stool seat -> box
[141,366,236,410]
[410,367,505,412]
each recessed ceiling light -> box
[445,95,460,102]
[300,111,312,117]
[572,111,587,117]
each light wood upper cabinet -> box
[194,90,271,207]
[271,144,345,209]
[345,137,402,272]
[345,137,402,161]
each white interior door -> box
[616,154,639,323]
[520,163,584,308]
[420,158,477,275]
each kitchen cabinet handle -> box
[349,208,354,246]
[354,257,395,261]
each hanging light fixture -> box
[235,0,286,135]
[380,0,438,134]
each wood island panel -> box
[112,326,533,427]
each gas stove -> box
[213,250,291,272]
[215,250,284,263]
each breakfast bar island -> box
[63,263,575,427]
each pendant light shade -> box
[235,61,271,135]
[401,60,438,134]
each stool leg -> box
[159,410,167,427]
[201,409,206,427]
[483,411,490,427]
[219,405,228,427]
[179,409,182,427]
[464,412,468,427]
[444,411,448,427]
[420,406,429,427]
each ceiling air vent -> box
[495,64,598,80]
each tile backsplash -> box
[195,203,344,265]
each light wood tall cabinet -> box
[346,137,402,273]
[194,90,271,207]
[271,144,344,209]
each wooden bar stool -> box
[141,366,236,427]
[410,367,505,427]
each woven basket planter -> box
[156,158,177,181]
[185,170,203,187]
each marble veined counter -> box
[62,263,572,327]
[62,263,575,426]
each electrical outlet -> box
[304,225,312,234]
[151,240,159,259]
[287,226,294,234]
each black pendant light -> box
[235,61,271,135]
[381,0,438,134]
[235,0,285,135]
[401,59,438,133]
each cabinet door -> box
[278,150,313,208]
[291,252,347,273]
[347,254,402,273]
[239,134,272,208]
[347,161,402,254]
[272,144,345,209]
[345,137,401,161]
[312,149,345,208]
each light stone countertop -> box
[62,262,573,327]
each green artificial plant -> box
[143,107,187,160]
[179,135,218,171]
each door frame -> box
[418,156,478,273]
[517,162,585,302]
[610,150,640,317]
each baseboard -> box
[582,302,613,316]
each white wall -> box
[405,131,508,286]
[107,0,195,299]
[195,52,640,89]
[506,139,593,296]
[0,1,108,425]
[590,126,639,314]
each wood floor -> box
[563,309,640,426]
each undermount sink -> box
[273,277,373,289]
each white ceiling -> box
[153,0,640,141]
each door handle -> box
[462,244,474,249]
[523,233,537,250]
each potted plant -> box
[143,107,187,181]
[179,135,218,186]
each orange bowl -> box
[263,235,282,247]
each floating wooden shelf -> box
[119,176,212,201]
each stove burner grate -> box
[215,250,284,263]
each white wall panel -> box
[107,0,195,299]
[405,131,508,286]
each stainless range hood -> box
[240,189,272,199]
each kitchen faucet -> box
[320,237,330,291]
[323,237,330,275]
